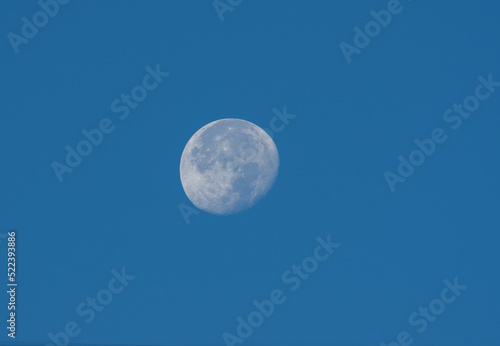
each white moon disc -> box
[180,118,279,215]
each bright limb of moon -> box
[180,118,279,215]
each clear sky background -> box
[0,0,499,345]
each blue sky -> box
[0,1,499,345]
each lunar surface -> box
[180,119,279,215]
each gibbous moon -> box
[180,119,279,215]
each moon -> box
[180,118,279,215]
